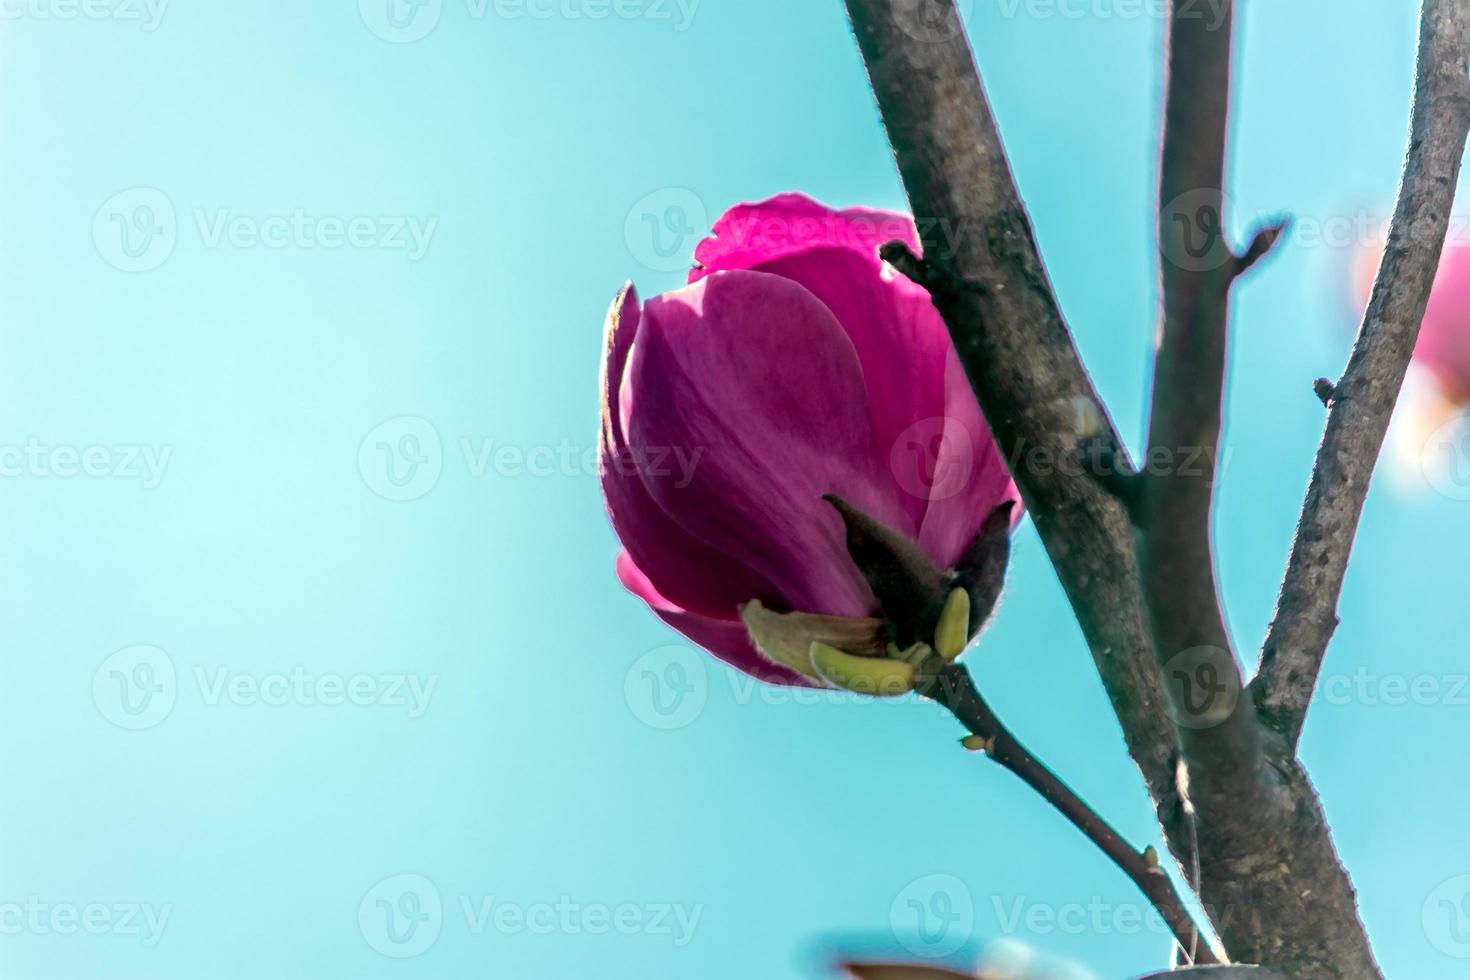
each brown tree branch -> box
[1252,0,1470,749]
[1142,0,1266,817]
[840,0,1189,866]
[841,0,1401,974]
[924,663,1220,966]
[1075,6,1382,974]
[1137,11,1382,975]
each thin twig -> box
[1253,0,1470,750]
[925,664,1220,966]
[1141,0,1276,817]
[1134,16,1310,966]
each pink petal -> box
[599,285,780,618]
[600,283,639,450]
[687,195,1020,554]
[745,246,953,529]
[625,270,909,617]
[1418,243,1470,399]
[616,552,812,687]
[914,347,1023,570]
[691,192,921,283]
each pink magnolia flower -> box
[600,194,1020,688]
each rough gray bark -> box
[1131,3,1377,974]
[843,0,1470,974]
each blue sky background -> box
[2,1,1468,978]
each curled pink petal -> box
[627,270,909,617]
[600,285,781,618]
[693,195,1018,560]
[691,192,920,283]
[915,347,1023,570]
[747,247,952,530]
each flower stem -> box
[923,662,1220,966]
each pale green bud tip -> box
[960,734,987,752]
[740,600,884,682]
[1143,845,1161,871]
[935,588,971,661]
[809,642,916,697]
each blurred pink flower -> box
[1355,235,1470,402]
[600,194,1019,686]
[1415,243,1470,402]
